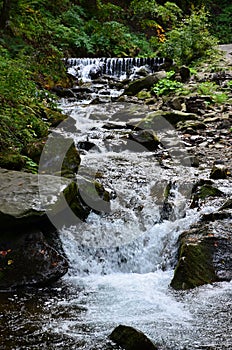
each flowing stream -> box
[0,67,231,349]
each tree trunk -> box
[0,0,11,29]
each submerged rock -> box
[109,325,158,350]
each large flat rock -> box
[0,168,74,229]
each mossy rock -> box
[124,72,166,96]
[171,220,232,290]
[39,136,81,178]
[171,236,218,290]
[176,120,206,131]
[77,177,111,214]
[22,138,47,163]
[128,129,160,151]
[137,90,152,100]
[109,325,158,350]
[136,110,198,130]
[0,151,26,171]
[198,184,224,199]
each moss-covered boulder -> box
[171,214,232,290]
[109,325,158,350]
[190,180,224,208]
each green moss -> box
[171,237,218,290]
[137,90,151,100]
[198,185,223,199]
[0,152,26,171]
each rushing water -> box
[0,100,231,349]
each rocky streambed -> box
[0,48,232,349]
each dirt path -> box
[218,44,232,65]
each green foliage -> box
[158,8,219,65]
[0,55,51,169]
[96,0,124,21]
[22,156,38,173]
[0,0,229,172]
[130,0,182,33]
[209,3,232,44]
[197,81,228,103]
[152,72,184,96]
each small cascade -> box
[65,57,167,82]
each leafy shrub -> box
[197,81,228,103]
[209,4,232,44]
[158,9,218,65]
[152,71,184,96]
[0,56,50,151]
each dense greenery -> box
[0,0,230,171]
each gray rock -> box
[124,71,166,96]
[143,110,198,127]
[0,169,85,230]
[128,129,160,151]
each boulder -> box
[179,65,191,83]
[137,110,198,129]
[89,65,102,80]
[0,168,110,231]
[109,325,158,350]
[124,71,166,96]
[0,230,68,290]
[128,129,160,151]
[0,168,85,230]
[190,181,224,208]
[0,168,110,288]
[171,214,232,290]
[210,164,229,179]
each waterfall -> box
[64,57,167,82]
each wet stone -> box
[109,325,158,350]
